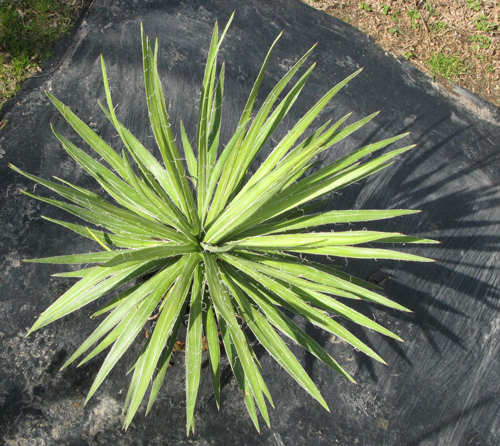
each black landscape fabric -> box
[1,0,499,445]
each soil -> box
[302,0,500,108]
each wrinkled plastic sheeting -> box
[0,0,499,445]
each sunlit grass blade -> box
[29,261,156,334]
[196,16,231,220]
[141,27,197,228]
[205,118,251,225]
[51,122,172,225]
[185,265,204,435]
[77,306,138,368]
[241,146,415,232]
[226,63,317,198]
[99,103,195,236]
[24,251,120,264]
[221,266,330,411]
[236,231,410,249]
[203,294,221,409]
[240,252,408,310]
[42,217,160,249]
[220,254,387,364]
[219,318,260,432]
[273,245,434,262]
[91,284,142,318]
[146,297,188,415]
[122,254,199,430]
[208,63,224,167]
[244,69,363,191]
[52,267,96,278]
[180,121,198,186]
[100,244,198,268]
[238,209,420,237]
[209,43,316,221]
[204,254,270,427]
[226,267,354,381]
[86,255,194,408]
[46,92,128,181]
[226,252,364,300]
[19,189,186,242]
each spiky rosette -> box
[11,13,436,434]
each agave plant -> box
[11,14,436,434]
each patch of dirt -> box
[302,0,500,108]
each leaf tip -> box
[84,393,93,406]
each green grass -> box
[407,8,421,30]
[390,10,401,22]
[466,0,483,11]
[429,21,446,33]
[381,3,391,15]
[424,2,436,15]
[427,52,467,80]
[474,15,497,32]
[388,26,402,36]
[470,35,492,50]
[0,0,80,109]
[360,2,372,12]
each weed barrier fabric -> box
[1,0,499,444]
